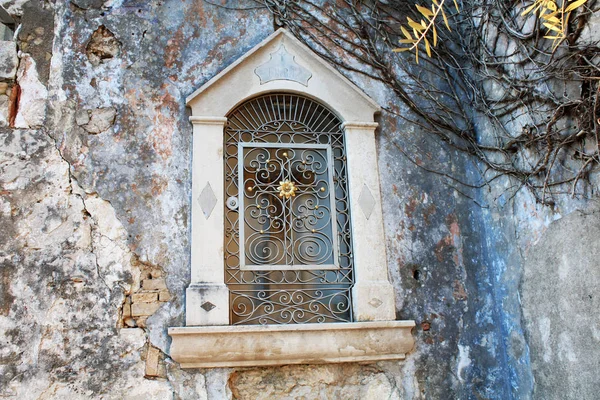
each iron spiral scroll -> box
[224,93,354,325]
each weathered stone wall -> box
[1,1,598,399]
[521,205,600,399]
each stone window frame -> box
[169,29,415,368]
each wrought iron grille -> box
[224,93,354,325]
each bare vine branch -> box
[206,0,600,205]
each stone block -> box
[131,302,160,317]
[158,290,171,302]
[185,284,229,325]
[86,25,121,66]
[131,292,158,303]
[352,282,396,321]
[149,269,162,278]
[0,41,18,80]
[145,346,160,377]
[142,278,167,290]
[135,316,148,328]
[122,298,131,317]
[14,54,47,128]
[75,109,90,126]
[157,362,167,378]
[79,107,116,134]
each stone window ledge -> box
[168,321,415,368]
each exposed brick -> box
[157,362,167,378]
[150,269,162,278]
[132,292,158,303]
[142,279,167,290]
[145,346,160,377]
[0,82,10,95]
[122,297,131,317]
[136,316,148,328]
[131,302,160,317]
[123,316,136,328]
[158,290,171,302]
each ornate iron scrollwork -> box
[224,93,354,325]
[239,144,337,269]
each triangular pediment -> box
[186,28,380,122]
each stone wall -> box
[521,206,600,399]
[0,1,598,399]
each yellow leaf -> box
[401,26,412,40]
[546,1,557,11]
[433,24,438,46]
[399,39,416,44]
[543,22,562,32]
[441,8,450,30]
[542,11,560,19]
[392,47,412,52]
[453,0,460,11]
[408,17,424,31]
[521,3,538,16]
[417,5,434,17]
[425,37,431,57]
[415,46,419,63]
[564,10,572,27]
[543,15,561,24]
[565,0,587,13]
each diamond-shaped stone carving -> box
[201,302,216,312]
[358,184,376,220]
[198,182,217,219]
[369,298,383,308]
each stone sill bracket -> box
[169,321,415,368]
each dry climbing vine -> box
[206,0,600,205]
[394,0,588,60]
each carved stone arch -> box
[185,29,379,122]
[169,28,415,368]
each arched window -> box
[224,93,353,325]
[169,29,414,368]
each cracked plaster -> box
[0,0,599,399]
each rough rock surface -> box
[0,128,171,398]
[76,107,116,133]
[17,0,54,84]
[522,205,600,399]
[86,25,121,66]
[0,92,9,126]
[0,40,17,80]
[14,54,47,128]
[228,364,402,400]
[0,0,598,399]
